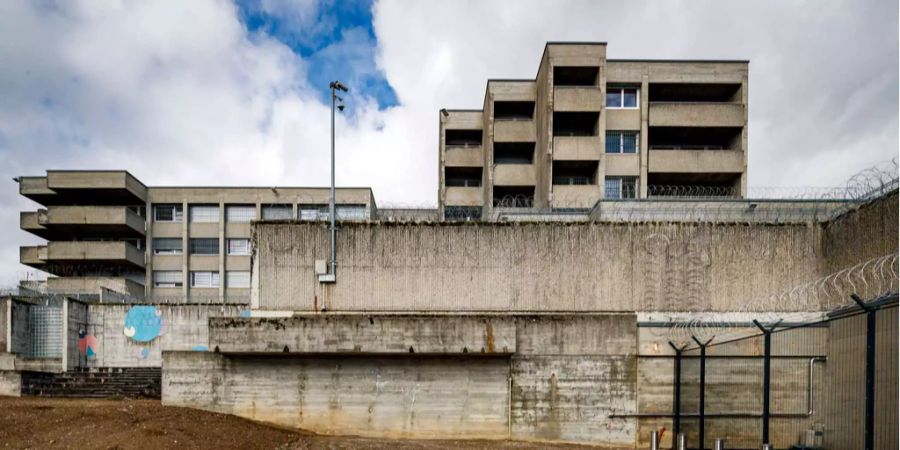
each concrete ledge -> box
[210,315,516,355]
[0,371,21,397]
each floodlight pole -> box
[326,80,347,283]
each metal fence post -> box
[650,430,659,450]
[752,319,776,446]
[692,336,714,450]
[851,294,876,450]
[669,342,687,441]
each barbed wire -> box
[664,253,899,345]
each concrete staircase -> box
[21,367,161,398]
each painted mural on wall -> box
[77,330,98,359]
[123,306,164,342]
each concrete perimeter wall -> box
[255,222,824,312]
[165,314,637,445]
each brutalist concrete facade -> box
[438,42,749,220]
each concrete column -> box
[219,201,226,302]
[144,199,152,298]
[639,74,650,198]
[740,74,749,197]
[597,59,608,199]
[182,200,189,301]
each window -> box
[554,66,599,87]
[337,205,368,220]
[190,271,219,288]
[153,204,183,222]
[552,161,597,185]
[227,238,251,255]
[226,205,256,223]
[445,129,482,147]
[152,238,183,255]
[445,167,482,187]
[299,205,329,221]
[553,112,599,137]
[444,206,482,221]
[189,238,219,255]
[226,271,250,288]
[261,204,292,220]
[604,176,638,199]
[606,131,639,154]
[606,87,639,109]
[494,101,535,120]
[153,271,182,288]
[190,205,219,223]
[494,142,534,164]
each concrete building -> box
[17,170,376,301]
[438,42,749,220]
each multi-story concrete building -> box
[17,170,375,300]
[438,42,748,220]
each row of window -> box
[152,238,250,255]
[153,204,368,223]
[152,270,249,288]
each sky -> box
[0,0,897,286]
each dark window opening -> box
[648,83,741,103]
[444,206,482,221]
[493,186,535,208]
[553,112,599,137]
[445,167,482,187]
[554,66,599,87]
[494,142,535,164]
[494,101,535,120]
[648,127,742,150]
[445,129,482,147]
[552,161,598,185]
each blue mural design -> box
[123,306,163,342]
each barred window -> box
[298,204,328,221]
[261,204,292,220]
[189,238,219,255]
[604,176,638,199]
[190,271,219,288]
[153,204,183,222]
[336,205,368,220]
[152,238,183,255]
[605,131,638,154]
[227,238,251,255]
[226,271,250,288]
[226,205,256,223]
[190,205,219,223]
[153,271,183,288]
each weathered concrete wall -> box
[9,300,30,355]
[66,300,88,369]
[165,313,637,446]
[0,369,21,397]
[83,304,243,368]
[0,298,8,352]
[254,222,823,312]
[822,191,898,273]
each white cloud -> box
[0,0,897,286]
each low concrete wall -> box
[79,304,244,368]
[164,313,637,445]
[9,300,30,356]
[0,369,21,397]
[0,298,8,352]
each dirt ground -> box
[0,397,601,449]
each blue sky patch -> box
[237,0,398,109]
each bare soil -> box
[0,397,599,449]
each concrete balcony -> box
[444,146,483,167]
[20,246,48,267]
[445,187,484,206]
[493,164,536,186]
[649,102,744,127]
[553,136,602,160]
[551,185,601,209]
[24,171,148,206]
[493,120,535,142]
[26,206,146,239]
[553,87,604,112]
[47,276,145,297]
[21,242,146,272]
[648,149,745,174]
